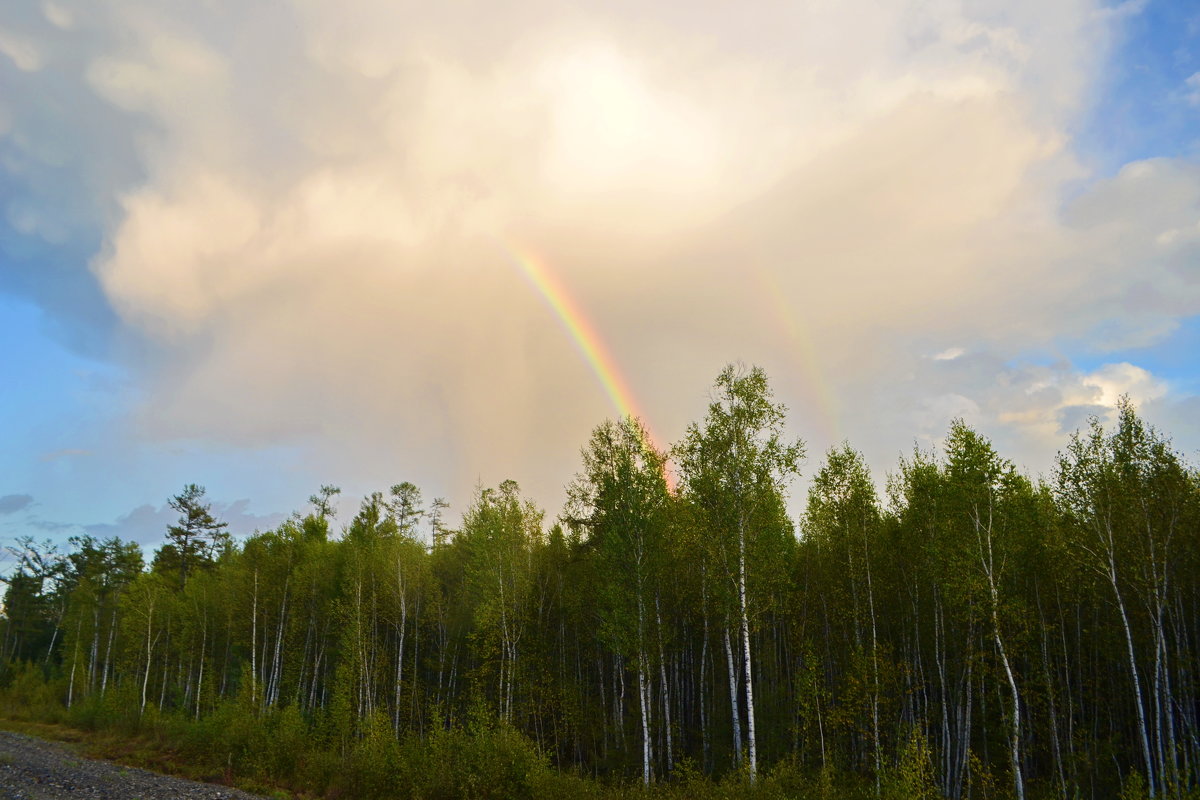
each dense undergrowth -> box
[0,665,957,800]
[5,660,1187,800]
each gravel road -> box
[0,731,271,799]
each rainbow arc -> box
[507,245,840,487]
[505,244,672,481]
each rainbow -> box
[505,244,672,472]
[750,266,841,444]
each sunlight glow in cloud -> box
[1,0,1198,518]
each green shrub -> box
[1120,771,1149,800]
[264,703,311,782]
[0,661,63,721]
[344,711,403,799]
[397,718,551,800]
[882,730,937,800]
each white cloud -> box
[920,393,982,440]
[1079,362,1167,407]
[0,28,42,71]
[795,352,1192,516]
[2,0,1198,512]
[41,2,72,30]
[1091,0,1149,23]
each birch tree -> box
[567,416,670,786]
[1057,400,1196,798]
[803,445,884,793]
[676,364,802,783]
[461,480,541,724]
[944,422,1027,800]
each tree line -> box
[2,364,1197,800]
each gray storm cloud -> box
[2,0,1198,512]
[0,495,34,515]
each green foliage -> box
[66,682,142,733]
[344,711,402,798]
[1120,770,1150,800]
[1,376,1198,800]
[400,719,551,800]
[163,483,230,589]
[567,417,670,661]
[882,730,938,800]
[0,661,62,721]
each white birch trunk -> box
[655,594,673,774]
[251,569,259,706]
[975,502,1025,800]
[196,613,206,720]
[724,624,742,767]
[863,517,881,797]
[637,593,652,786]
[638,656,652,787]
[268,576,288,707]
[1108,540,1156,796]
[738,512,758,783]
[67,617,81,709]
[140,599,156,713]
[101,608,116,695]
[394,586,407,734]
[89,606,100,694]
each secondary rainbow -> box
[505,244,668,457]
[751,266,841,444]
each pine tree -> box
[166,484,230,590]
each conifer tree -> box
[166,484,230,590]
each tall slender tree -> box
[677,364,802,783]
[568,416,671,786]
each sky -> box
[1,0,1198,565]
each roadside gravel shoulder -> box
[0,730,272,799]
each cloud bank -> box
[1,0,1198,515]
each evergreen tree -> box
[165,484,230,590]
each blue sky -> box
[1,0,1199,568]
[1080,0,1200,169]
[1068,0,1200,408]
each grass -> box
[0,707,887,800]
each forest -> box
[1,364,1197,800]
